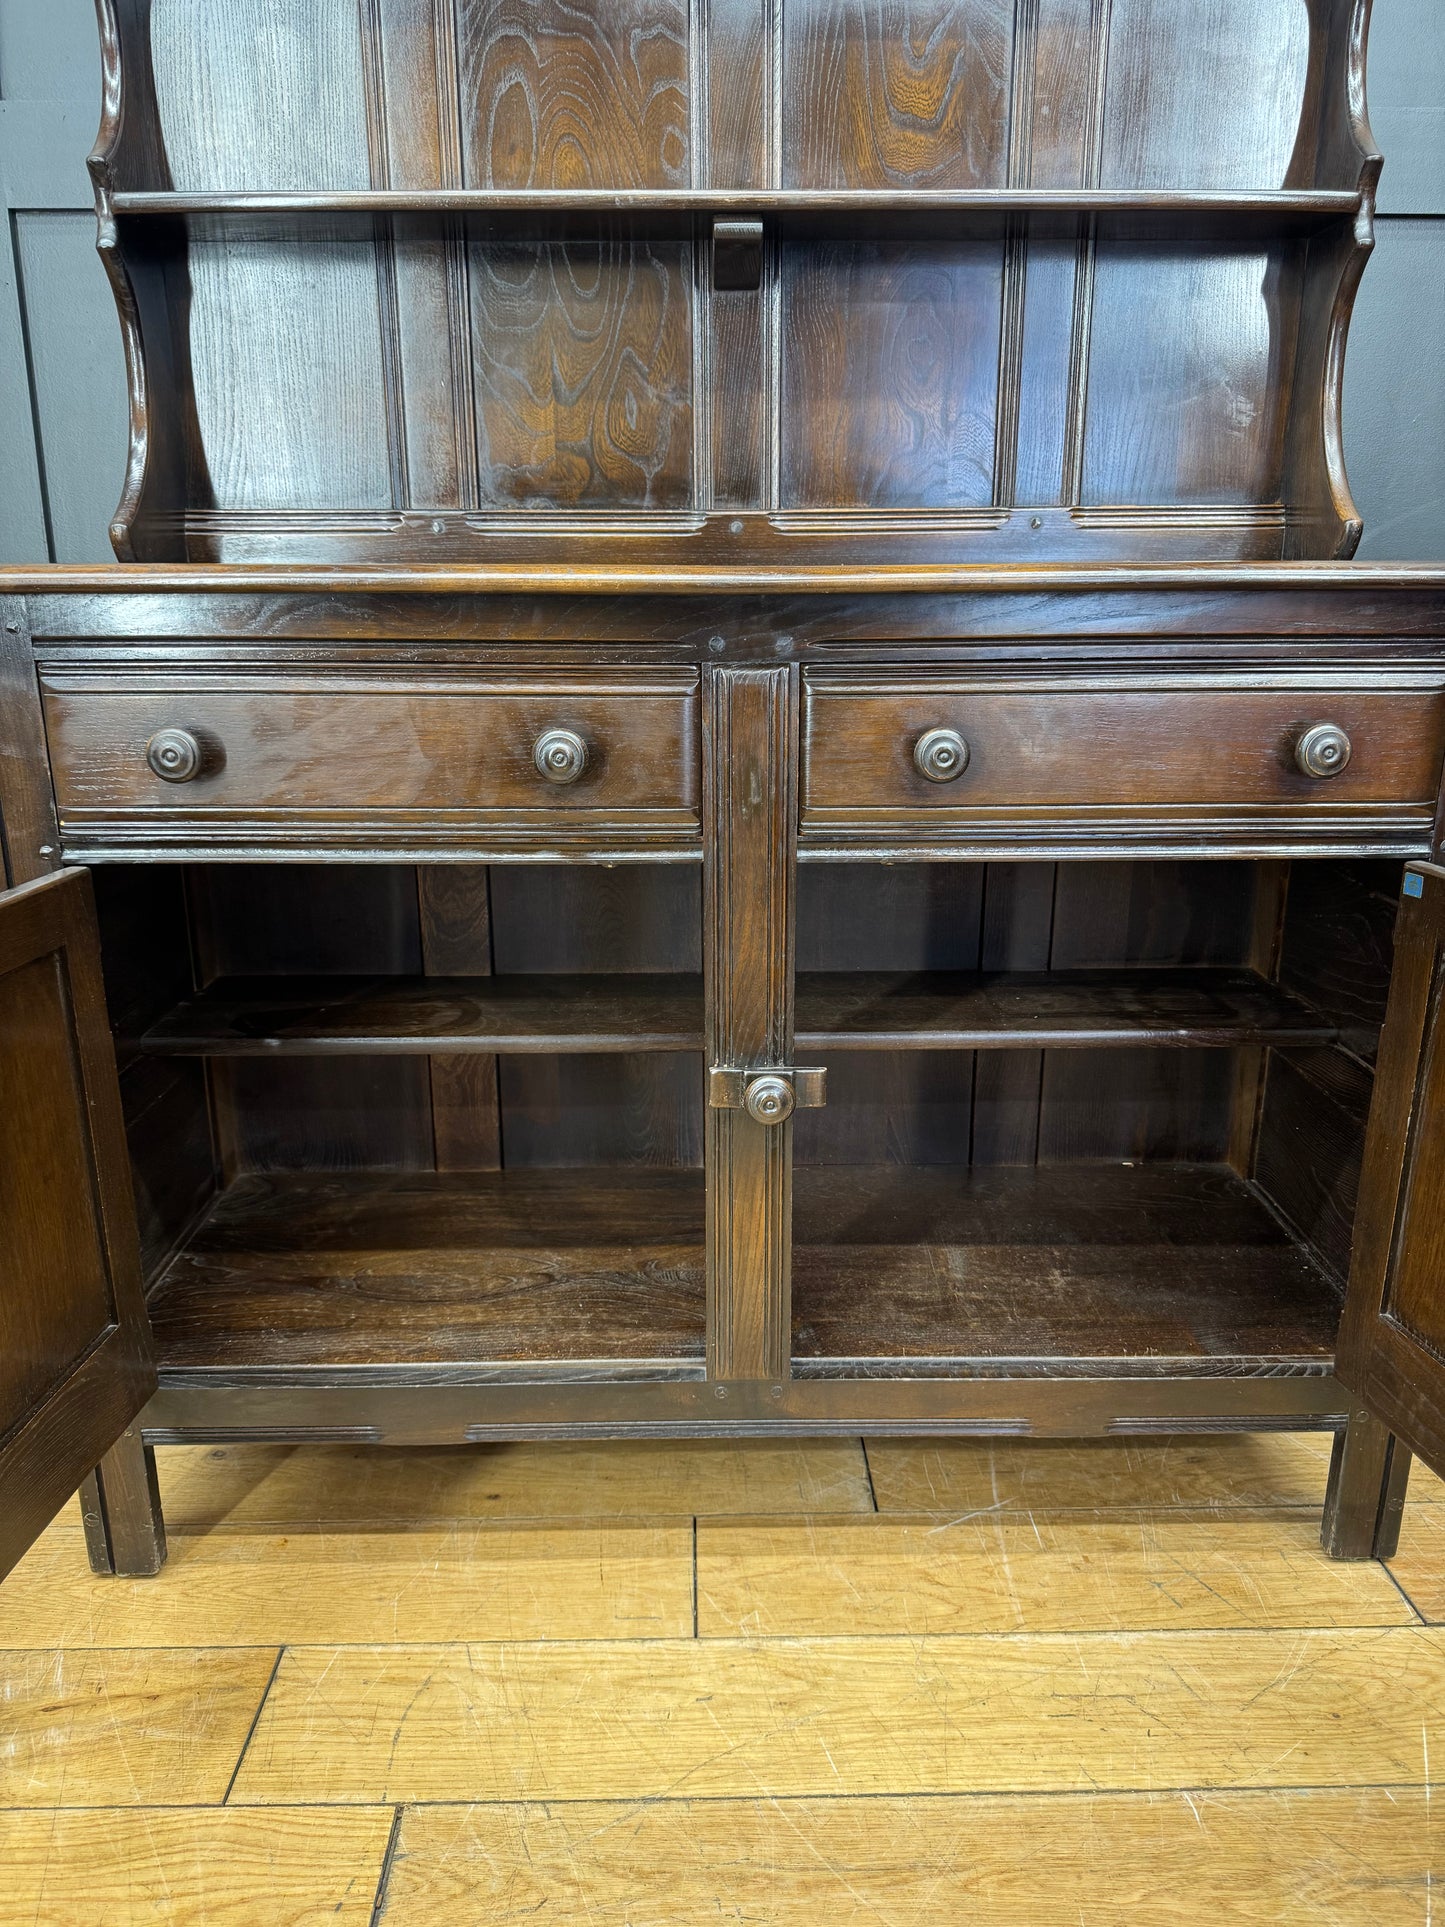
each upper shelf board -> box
[111,189,1363,217]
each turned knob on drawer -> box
[533,727,589,785]
[1295,723,1352,780]
[913,727,970,783]
[145,727,203,783]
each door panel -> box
[1339,862,1445,1475]
[0,868,156,1580]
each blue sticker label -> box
[1405,873,1425,898]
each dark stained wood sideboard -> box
[9,3,1445,1581]
[8,564,1445,1578]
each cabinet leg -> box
[78,1424,167,1577]
[1321,1406,1411,1561]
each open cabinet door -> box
[1338,862,1445,1479]
[0,868,156,1581]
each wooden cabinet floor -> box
[2,1433,1444,1924]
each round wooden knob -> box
[744,1075,795,1126]
[913,727,970,784]
[145,728,203,783]
[1295,723,1352,780]
[533,727,589,785]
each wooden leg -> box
[78,1423,167,1577]
[1321,1405,1412,1561]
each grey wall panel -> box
[1348,220,1445,563]
[1369,0,1445,217]
[0,210,47,558]
[0,0,98,101]
[12,210,129,562]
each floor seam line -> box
[222,1646,285,1805]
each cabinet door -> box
[0,868,156,1580]
[1339,862,1445,1476]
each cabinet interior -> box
[90,852,1396,1383]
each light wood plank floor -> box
[3,1433,1444,1923]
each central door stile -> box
[703,664,800,1389]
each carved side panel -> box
[705,666,797,1383]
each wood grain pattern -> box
[795,968,1333,1049]
[0,599,61,888]
[1081,244,1304,506]
[43,671,702,820]
[136,1436,875,1527]
[146,1170,706,1369]
[469,235,694,508]
[210,1055,436,1174]
[1100,0,1316,193]
[1035,1044,1233,1163]
[780,241,1002,508]
[792,1048,974,1167]
[459,0,690,189]
[0,1647,278,1807]
[801,677,1445,819]
[865,1431,1339,1513]
[148,0,372,191]
[796,861,985,972]
[379,1790,1445,1925]
[1387,1500,1445,1622]
[489,865,701,973]
[1255,1045,1373,1285]
[496,1051,704,1166]
[140,974,705,1053]
[191,864,423,981]
[0,1519,694,1645]
[0,871,157,1583]
[781,0,1014,189]
[0,1809,391,1926]
[230,1625,1445,1801]
[1336,865,1445,1483]
[705,668,797,1383]
[697,1511,1413,1636]
[790,1163,1339,1371]
[1277,858,1398,1063]
[184,238,393,512]
[419,865,500,1170]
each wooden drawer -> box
[801,673,1445,858]
[41,670,701,860]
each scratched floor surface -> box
[2,1432,1445,1922]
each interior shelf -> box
[791,1164,1341,1379]
[795,970,1333,1052]
[144,1161,1339,1380]
[147,1169,706,1374]
[139,975,704,1056]
[137,967,1331,1057]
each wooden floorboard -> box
[0,1520,694,1646]
[0,1648,279,1808]
[231,1625,1445,1803]
[5,1434,1445,1917]
[0,1808,393,1926]
[696,1512,1416,1635]
[52,1436,876,1529]
[380,1791,1442,1926]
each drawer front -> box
[801,676,1445,857]
[42,671,700,859]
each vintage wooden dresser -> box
[8,0,1445,1580]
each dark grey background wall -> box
[1,0,1442,563]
